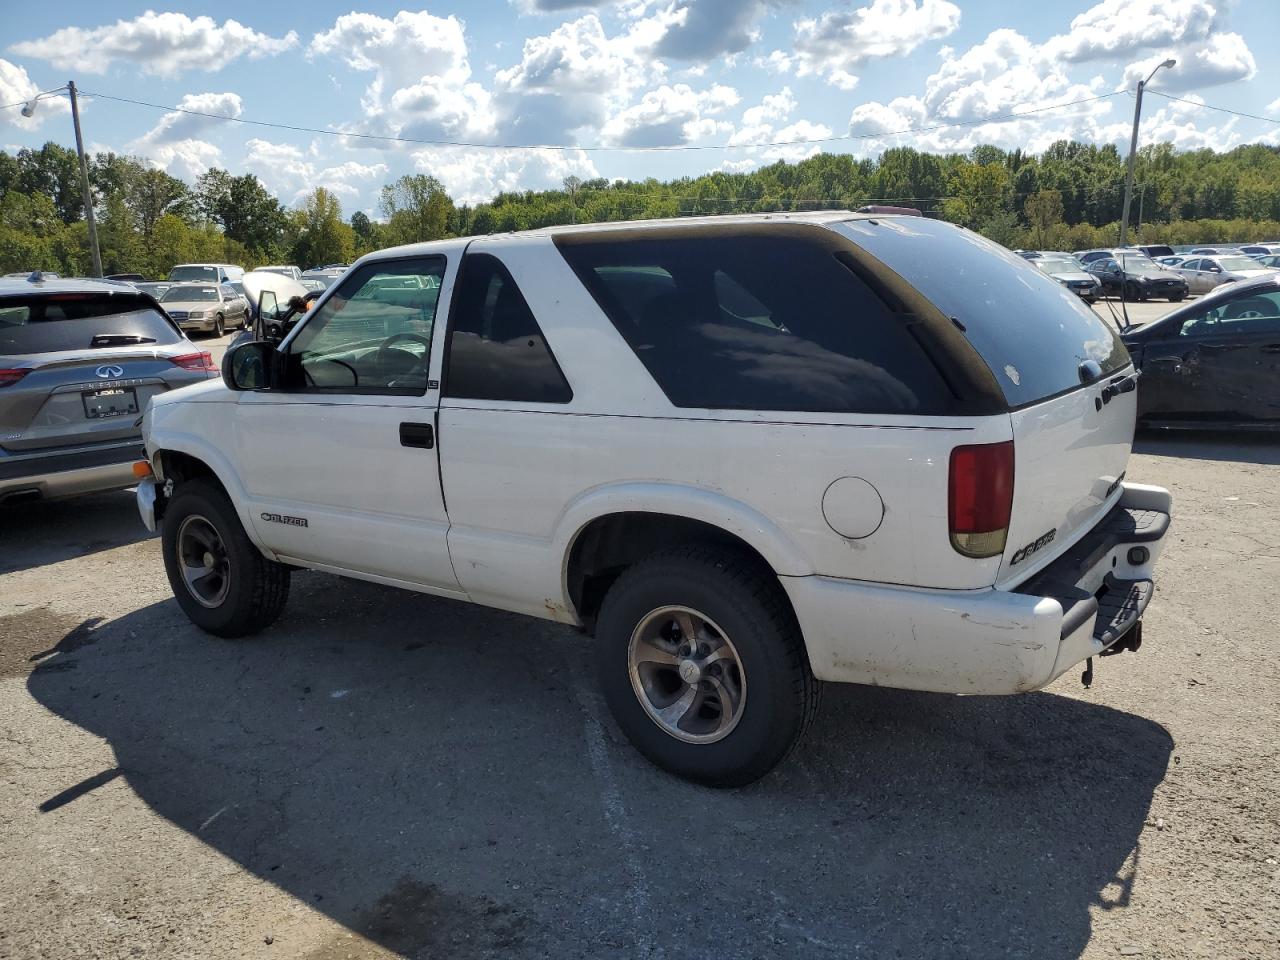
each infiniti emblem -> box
[95,364,124,379]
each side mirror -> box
[1209,265,1222,273]
[222,340,276,391]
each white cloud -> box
[792,0,960,88]
[310,10,496,144]
[243,139,389,204]
[1119,32,1255,92]
[1045,0,1216,63]
[411,146,598,205]
[602,83,738,147]
[725,87,830,161]
[1269,98,1280,115]
[11,12,297,78]
[718,158,758,173]
[125,92,243,180]
[493,13,669,144]
[0,58,67,130]
[654,0,772,60]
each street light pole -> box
[20,81,103,277]
[67,81,102,278]
[1119,59,1175,247]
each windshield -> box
[0,294,181,355]
[837,217,1129,407]
[162,286,219,303]
[1217,257,1260,272]
[1035,256,1083,273]
[168,266,219,282]
[1121,259,1167,276]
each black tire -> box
[1169,294,1185,302]
[212,313,225,338]
[161,478,290,638]
[595,544,820,787]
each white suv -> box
[135,212,1171,786]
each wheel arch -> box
[557,483,813,630]
[150,438,263,548]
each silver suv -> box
[0,276,218,503]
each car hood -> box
[1227,268,1279,279]
[149,376,229,409]
[242,271,307,309]
[159,300,216,312]
[1131,270,1183,281]
[1047,270,1096,283]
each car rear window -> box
[835,218,1130,407]
[169,265,219,282]
[0,294,182,355]
[554,226,954,414]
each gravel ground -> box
[2,435,1278,956]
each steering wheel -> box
[375,332,431,381]
[1222,298,1274,321]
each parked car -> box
[1121,275,1280,429]
[1188,247,1239,256]
[158,283,249,337]
[1156,256,1186,268]
[134,212,1170,786]
[1175,255,1279,294]
[1015,250,1042,260]
[0,276,216,503]
[1030,253,1102,302]
[167,263,245,284]
[134,281,172,300]
[251,265,303,282]
[1241,245,1280,257]
[299,277,329,294]
[1075,247,1143,266]
[1252,254,1280,270]
[106,273,146,283]
[1085,256,1189,301]
[300,268,345,289]
[1137,244,1175,259]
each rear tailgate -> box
[999,376,1135,586]
[1,350,197,451]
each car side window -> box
[443,253,572,403]
[1178,290,1280,338]
[283,255,445,395]
[556,228,954,414]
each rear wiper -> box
[90,334,156,347]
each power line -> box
[1145,90,1280,125]
[67,88,1124,153]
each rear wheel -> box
[1169,293,1185,302]
[161,478,290,637]
[595,545,820,787]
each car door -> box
[1091,258,1119,294]
[1185,290,1280,423]
[232,246,466,594]
[1178,259,1205,293]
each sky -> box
[1,1,1277,215]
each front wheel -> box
[161,478,290,637]
[595,545,820,787]
[212,313,225,338]
[1169,294,1185,302]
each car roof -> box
[360,210,906,264]
[0,276,151,297]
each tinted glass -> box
[285,256,445,394]
[169,266,220,282]
[0,295,182,355]
[838,217,1129,406]
[444,254,571,403]
[1216,257,1258,272]
[1176,289,1280,338]
[556,228,952,413]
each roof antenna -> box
[26,270,45,284]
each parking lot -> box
[2,292,1278,960]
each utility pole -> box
[1119,59,1175,247]
[67,81,102,277]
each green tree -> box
[196,168,285,255]
[1023,188,1065,249]
[290,188,354,268]
[380,174,453,244]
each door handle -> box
[399,422,434,449]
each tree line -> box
[3,138,1280,278]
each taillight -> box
[0,369,29,388]
[170,351,216,372]
[948,441,1015,558]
